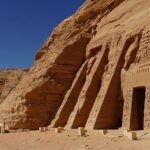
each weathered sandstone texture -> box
[0,69,28,103]
[0,0,150,131]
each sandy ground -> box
[0,129,150,150]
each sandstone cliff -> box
[0,69,28,103]
[0,0,150,130]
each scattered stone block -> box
[100,130,108,135]
[123,130,137,140]
[0,123,10,133]
[0,127,5,133]
[39,127,44,132]
[78,127,86,136]
[55,127,64,133]
[5,125,10,133]
[127,132,137,140]
[44,127,48,131]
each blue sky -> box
[0,0,84,68]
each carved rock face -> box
[0,0,150,130]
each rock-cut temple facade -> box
[0,0,150,131]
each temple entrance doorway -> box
[130,87,145,130]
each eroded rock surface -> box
[0,69,28,103]
[1,0,150,130]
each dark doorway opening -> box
[130,87,146,130]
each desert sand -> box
[0,130,150,150]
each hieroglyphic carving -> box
[144,87,150,129]
[137,29,150,63]
[122,89,133,129]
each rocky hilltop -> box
[0,0,150,131]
